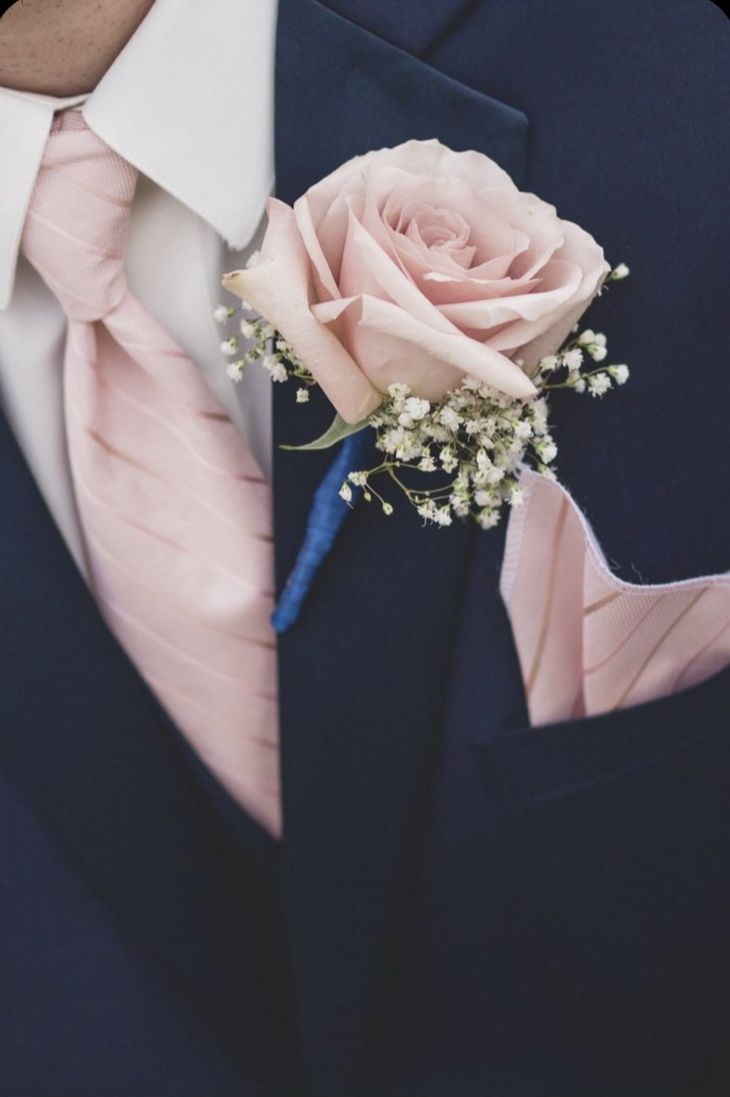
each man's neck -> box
[0,0,156,96]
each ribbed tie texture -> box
[21,110,281,836]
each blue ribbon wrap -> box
[271,429,373,633]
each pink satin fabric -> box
[21,111,281,836]
[501,469,730,725]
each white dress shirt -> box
[0,0,277,577]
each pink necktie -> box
[21,111,281,836]
[501,469,730,725]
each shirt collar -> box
[0,0,276,310]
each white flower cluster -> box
[336,318,628,528]
[538,326,629,398]
[216,264,629,530]
[339,379,555,528]
[214,300,314,388]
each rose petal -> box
[222,198,380,423]
[439,259,582,333]
[488,221,608,357]
[376,139,517,194]
[356,295,536,399]
[306,184,366,286]
[517,300,595,372]
[312,296,465,399]
[419,270,541,306]
[312,293,536,400]
[517,224,608,366]
[341,209,457,334]
[293,192,341,300]
[383,176,522,267]
[480,189,564,279]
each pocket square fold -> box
[500,471,730,726]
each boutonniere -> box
[218,139,628,535]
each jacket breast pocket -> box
[500,470,730,735]
[473,660,730,806]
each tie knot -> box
[21,111,138,322]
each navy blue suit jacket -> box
[1,1,729,1094]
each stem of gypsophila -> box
[542,366,612,391]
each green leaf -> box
[280,413,370,452]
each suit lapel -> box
[273,2,529,1093]
[0,408,293,1079]
[0,3,528,1087]
[321,0,477,56]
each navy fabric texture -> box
[0,1,728,1095]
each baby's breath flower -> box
[261,351,289,383]
[562,347,583,370]
[422,423,450,444]
[530,399,549,434]
[387,382,411,399]
[214,304,235,323]
[226,360,246,381]
[610,262,630,281]
[539,354,559,374]
[610,363,630,385]
[220,337,239,357]
[438,406,461,432]
[588,372,612,397]
[404,396,430,420]
[225,296,630,532]
[536,438,558,464]
[576,330,608,362]
[476,507,500,530]
[440,447,458,473]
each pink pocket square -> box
[501,471,730,726]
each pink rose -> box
[223,139,609,423]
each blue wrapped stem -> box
[271,429,373,633]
